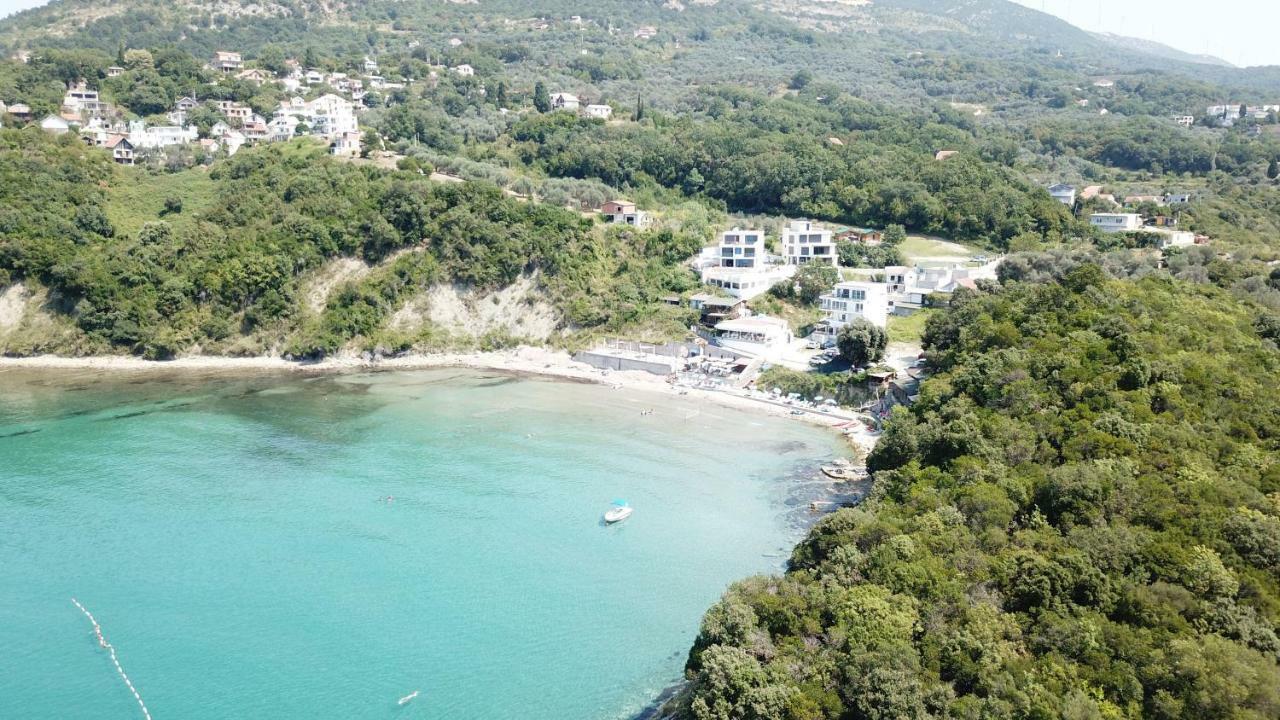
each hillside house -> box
[305,69,326,85]
[1089,213,1143,233]
[1049,184,1077,206]
[363,57,379,74]
[934,150,959,161]
[835,228,884,245]
[106,66,124,78]
[688,294,746,325]
[819,280,890,332]
[40,114,70,134]
[551,93,579,111]
[7,103,31,120]
[330,130,363,157]
[1124,195,1164,206]
[713,228,768,269]
[452,64,475,77]
[1164,192,1192,205]
[634,26,658,40]
[63,83,104,116]
[211,51,242,73]
[236,68,272,85]
[781,220,837,267]
[584,104,612,120]
[1141,227,1195,249]
[105,134,134,165]
[1172,115,1194,127]
[600,199,650,227]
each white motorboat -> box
[604,500,633,524]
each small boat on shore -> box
[604,500,633,524]
[821,459,864,481]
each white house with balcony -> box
[781,220,837,267]
[1089,213,1143,233]
[820,280,889,331]
[1048,184,1076,206]
[712,227,767,269]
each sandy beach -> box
[0,347,881,457]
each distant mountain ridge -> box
[1093,32,1236,69]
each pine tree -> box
[632,94,645,122]
[495,81,508,109]
[1239,103,1248,119]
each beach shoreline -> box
[0,347,881,457]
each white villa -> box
[584,104,612,120]
[551,92,579,111]
[1048,184,1076,206]
[712,316,792,359]
[697,227,795,301]
[1090,213,1144,233]
[819,280,890,332]
[273,94,359,149]
[781,220,837,267]
[712,227,767,269]
[883,262,996,313]
[127,120,198,149]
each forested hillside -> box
[5,0,1280,111]
[676,271,1280,719]
[0,129,700,358]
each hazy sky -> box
[1009,0,1277,68]
[0,0,1274,68]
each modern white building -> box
[701,266,795,301]
[584,104,612,120]
[1048,183,1076,206]
[781,220,837,267]
[1090,213,1144,233]
[713,227,767,269]
[820,280,890,330]
[712,316,792,359]
[273,94,359,145]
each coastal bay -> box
[0,367,853,719]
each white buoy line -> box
[71,597,153,720]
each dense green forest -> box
[0,129,699,358]
[676,272,1280,719]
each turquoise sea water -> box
[0,368,845,720]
